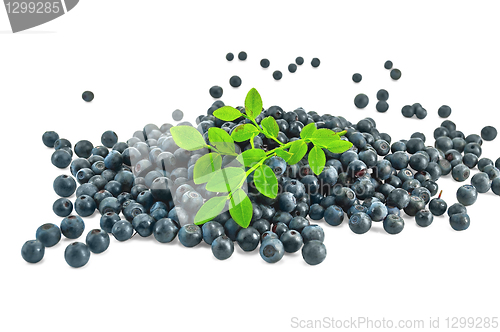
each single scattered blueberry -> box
[352,73,362,83]
[301,240,327,265]
[384,60,393,69]
[376,89,389,101]
[36,223,61,247]
[471,172,491,193]
[260,58,270,68]
[74,140,93,158]
[295,57,304,65]
[86,229,110,254]
[311,58,320,67]
[288,63,297,73]
[438,105,452,118]
[238,51,247,60]
[229,75,242,87]
[376,101,389,113]
[64,242,91,268]
[42,131,59,147]
[82,91,94,102]
[481,126,497,141]
[209,86,223,98]
[51,149,72,168]
[236,227,260,252]
[390,69,401,80]
[226,53,234,61]
[273,70,283,80]
[75,195,96,217]
[354,94,369,109]
[21,240,45,263]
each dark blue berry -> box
[212,235,234,260]
[100,212,120,233]
[272,71,282,80]
[301,225,324,243]
[260,238,285,263]
[354,94,369,109]
[178,224,203,247]
[471,172,491,193]
[449,213,470,231]
[64,242,90,268]
[383,214,404,234]
[447,203,467,217]
[349,212,372,234]
[401,105,415,118]
[209,86,223,98]
[352,73,362,83]
[99,197,121,215]
[82,91,94,102]
[415,209,433,227]
[86,229,110,254]
[481,126,497,141]
[111,220,134,241]
[384,60,393,69]
[60,215,85,239]
[238,51,247,60]
[289,216,310,233]
[21,240,45,263]
[288,63,297,73]
[491,178,500,195]
[36,223,61,247]
[280,230,303,253]
[236,227,260,251]
[42,131,59,147]
[452,164,470,182]
[51,149,72,168]
[376,101,389,113]
[75,195,96,217]
[53,198,73,217]
[390,68,401,80]
[260,58,270,68]
[226,53,234,61]
[387,188,410,209]
[403,196,425,216]
[74,140,93,158]
[302,240,326,265]
[131,213,155,237]
[101,131,118,148]
[202,221,225,245]
[456,185,477,206]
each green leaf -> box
[327,140,353,153]
[213,106,243,121]
[205,167,246,192]
[236,149,266,168]
[193,153,222,185]
[300,123,317,139]
[310,128,340,148]
[208,127,235,155]
[308,146,326,175]
[244,88,263,119]
[231,124,260,142]
[287,140,308,165]
[261,116,279,138]
[194,196,227,225]
[275,149,293,162]
[253,164,278,198]
[170,126,207,151]
[228,189,252,228]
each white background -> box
[1,1,499,331]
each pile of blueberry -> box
[22,99,499,268]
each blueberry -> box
[295,57,304,65]
[383,214,404,234]
[104,180,122,197]
[280,230,303,253]
[36,223,61,247]
[409,153,429,172]
[74,140,93,158]
[238,51,247,60]
[373,139,390,155]
[111,220,134,241]
[51,149,72,168]
[226,53,234,61]
[452,164,470,182]
[222,218,241,241]
[42,131,59,147]
[435,137,453,153]
[88,175,108,191]
[21,240,45,263]
[76,168,95,184]
[401,105,415,118]
[149,218,177,243]
[99,197,121,215]
[387,188,411,209]
[229,75,242,87]
[75,195,96,217]
[491,178,500,195]
[456,185,478,206]
[406,138,425,154]
[448,203,467,217]
[278,192,297,213]
[289,216,310,233]
[349,132,367,149]
[375,159,392,180]
[301,225,324,243]
[367,201,388,221]
[384,60,393,69]
[354,94,369,109]
[100,130,118,149]
[260,238,285,263]
[403,195,425,216]
[76,183,98,199]
[308,204,325,220]
[288,63,297,73]
[64,242,91,268]
[429,196,447,216]
[236,227,260,252]
[422,180,439,196]
[415,209,433,227]
[136,190,155,211]
[481,126,497,141]
[302,240,327,265]
[82,91,94,102]
[272,70,283,80]
[86,229,110,254]
[349,212,372,234]
[211,235,234,260]
[261,231,279,243]
[390,151,409,170]
[323,205,344,226]
[438,159,452,175]
[390,69,401,80]
[463,153,479,169]
[471,172,491,193]
[202,221,225,245]
[94,190,113,206]
[477,158,494,172]
[53,198,73,217]
[352,73,362,83]
[265,156,287,176]
[452,137,466,153]
[260,58,270,68]
[60,215,85,239]
[104,150,123,171]
[100,212,120,233]
[449,213,470,231]
[496,157,500,170]
[132,213,155,237]
[437,105,451,118]
[209,85,223,98]
[311,58,321,67]
[252,219,271,234]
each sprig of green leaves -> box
[170,88,352,228]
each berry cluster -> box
[24,87,499,268]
